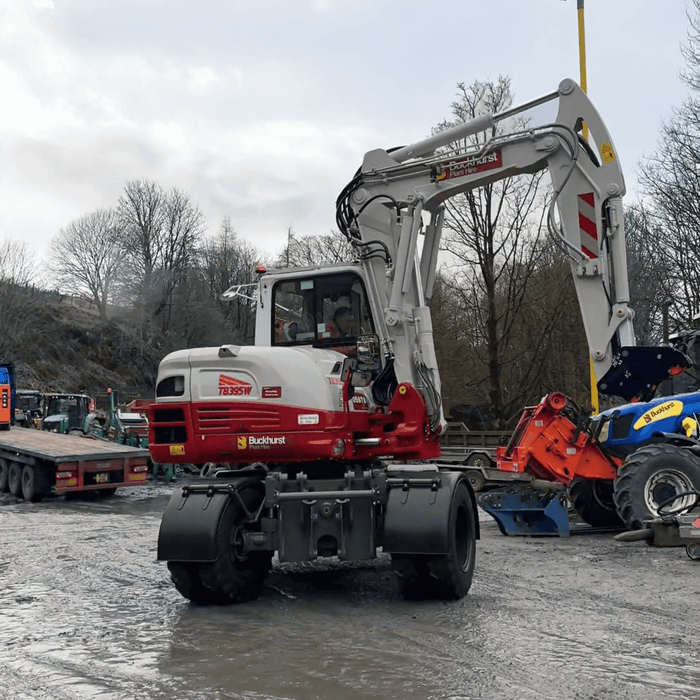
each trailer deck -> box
[1,427,150,462]
[0,427,151,500]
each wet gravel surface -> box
[1,482,700,700]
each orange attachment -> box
[496,393,619,484]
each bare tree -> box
[198,216,266,343]
[47,209,122,320]
[276,228,354,268]
[117,179,206,335]
[622,203,674,343]
[637,0,700,330]
[0,239,38,358]
[435,77,555,427]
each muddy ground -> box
[1,482,699,700]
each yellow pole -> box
[574,0,599,413]
[577,0,588,98]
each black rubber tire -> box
[167,562,210,603]
[392,480,477,601]
[464,469,486,492]
[568,479,623,527]
[21,465,44,502]
[613,443,700,530]
[390,554,432,599]
[0,458,9,492]
[8,462,23,497]
[168,486,272,605]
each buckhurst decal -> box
[219,374,253,396]
[262,386,282,399]
[434,149,502,181]
[237,435,287,450]
[633,400,683,430]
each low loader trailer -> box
[0,426,150,501]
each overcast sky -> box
[0,0,694,265]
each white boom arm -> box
[336,78,687,410]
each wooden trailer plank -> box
[0,427,149,463]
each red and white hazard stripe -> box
[578,192,598,259]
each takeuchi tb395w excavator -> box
[150,79,688,604]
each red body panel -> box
[496,393,619,483]
[149,382,441,465]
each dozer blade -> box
[478,487,570,537]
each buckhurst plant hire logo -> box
[219,374,253,396]
[633,400,683,431]
[434,149,503,181]
[237,435,286,450]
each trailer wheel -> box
[568,479,623,527]
[0,458,9,492]
[392,480,477,600]
[466,452,492,469]
[168,486,272,605]
[21,465,44,502]
[464,469,486,492]
[8,462,23,497]
[613,443,700,530]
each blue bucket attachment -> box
[478,487,570,537]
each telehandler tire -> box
[568,478,623,527]
[613,443,700,530]
[167,486,272,605]
[392,480,477,600]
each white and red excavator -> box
[149,79,689,604]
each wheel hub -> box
[644,469,697,515]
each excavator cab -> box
[271,269,375,351]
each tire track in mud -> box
[0,489,183,699]
[457,521,700,699]
[1,487,699,700]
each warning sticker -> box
[600,142,616,164]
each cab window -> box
[272,272,374,348]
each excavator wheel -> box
[613,443,700,530]
[391,481,477,600]
[568,479,623,527]
[167,486,272,605]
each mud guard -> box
[477,486,571,537]
[382,470,479,554]
[157,475,262,562]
